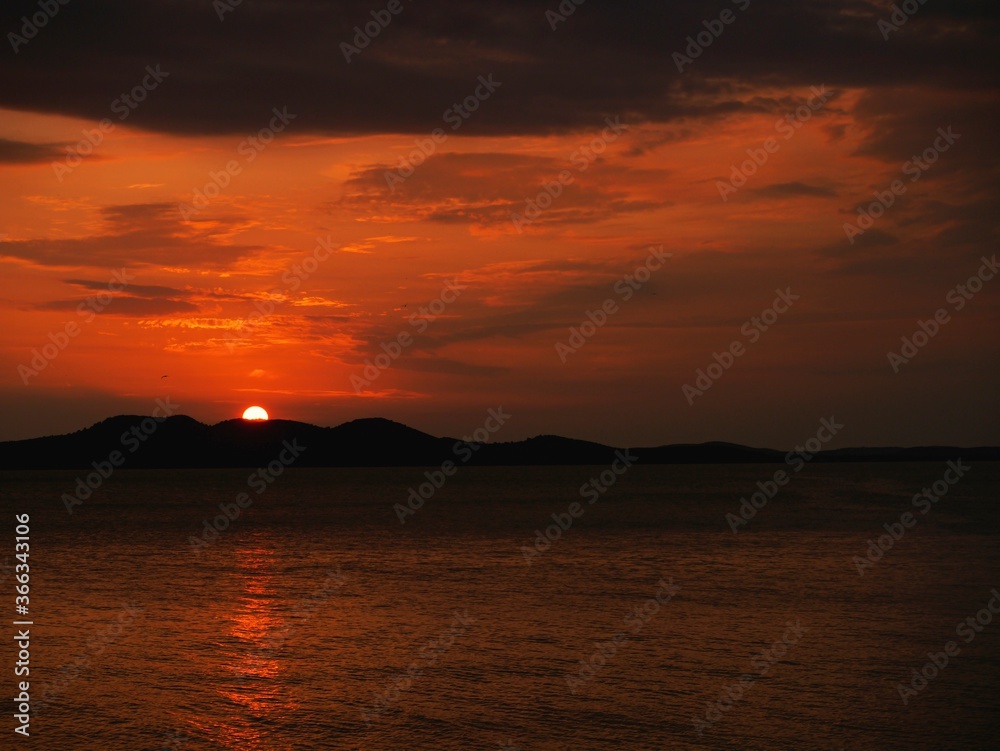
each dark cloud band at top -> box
[1,0,997,136]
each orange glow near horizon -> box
[1,80,997,449]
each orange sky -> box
[1,1,997,446]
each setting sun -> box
[242,406,269,421]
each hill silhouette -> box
[0,415,996,470]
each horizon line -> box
[3,412,998,455]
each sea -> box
[2,462,998,750]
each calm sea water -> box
[2,463,999,750]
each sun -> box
[242,406,269,421]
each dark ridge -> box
[0,415,996,470]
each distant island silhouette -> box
[0,415,996,470]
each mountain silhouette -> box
[0,415,995,470]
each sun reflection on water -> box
[191,540,299,750]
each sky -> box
[0,0,997,448]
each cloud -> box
[0,137,66,164]
[1,1,995,137]
[850,88,1000,178]
[63,279,192,298]
[337,152,665,229]
[750,181,838,198]
[391,356,509,377]
[0,203,265,269]
[31,275,203,317]
[34,297,199,316]
[23,275,308,319]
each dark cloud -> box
[850,89,1000,178]
[33,297,199,316]
[824,228,900,253]
[32,276,202,317]
[0,203,265,269]
[751,182,838,198]
[337,152,666,228]
[1,0,997,136]
[63,279,192,298]
[391,356,509,377]
[0,137,66,163]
